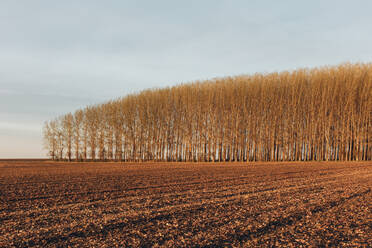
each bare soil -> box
[0,161,371,247]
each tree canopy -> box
[43,63,371,162]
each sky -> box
[1,0,372,158]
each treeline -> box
[43,63,371,162]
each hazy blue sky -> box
[1,0,372,158]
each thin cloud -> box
[0,121,41,132]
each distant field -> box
[0,161,371,247]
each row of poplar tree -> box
[43,63,371,162]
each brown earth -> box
[0,161,371,247]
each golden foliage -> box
[43,63,372,161]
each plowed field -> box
[0,161,371,247]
